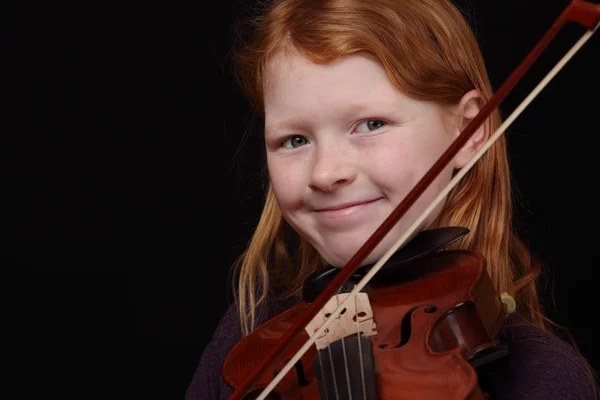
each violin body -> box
[222,249,507,399]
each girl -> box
[186,0,598,398]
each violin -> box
[222,2,600,399]
[223,227,511,398]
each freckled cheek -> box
[367,148,419,191]
[268,160,306,211]
[367,144,443,204]
[382,166,420,199]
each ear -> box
[452,89,489,169]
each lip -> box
[313,198,382,220]
[315,199,381,212]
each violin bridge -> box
[305,293,378,351]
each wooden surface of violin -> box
[222,249,507,399]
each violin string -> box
[318,350,330,400]
[327,340,341,400]
[337,295,353,400]
[255,22,597,400]
[355,291,367,400]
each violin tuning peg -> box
[500,292,516,314]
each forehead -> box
[263,52,397,101]
[262,53,407,127]
[262,52,449,134]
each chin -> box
[311,232,386,268]
[319,251,352,269]
[321,247,373,269]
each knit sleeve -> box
[478,314,597,399]
[184,303,242,400]
[501,338,596,399]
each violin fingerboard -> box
[313,334,377,399]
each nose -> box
[308,145,357,192]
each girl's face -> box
[263,53,482,268]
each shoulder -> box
[185,303,243,400]
[479,312,597,400]
[185,296,301,400]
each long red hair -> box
[227,1,597,391]
[230,0,541,335]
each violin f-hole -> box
[378,304,438,349]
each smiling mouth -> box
[315,198,382,215]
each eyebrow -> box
[264,117,305,135]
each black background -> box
[5,0,599,398]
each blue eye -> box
[282,135,309,149]
[356,120,385,133]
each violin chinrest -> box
[302,226,469,303]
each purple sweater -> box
[185,298,596,399]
